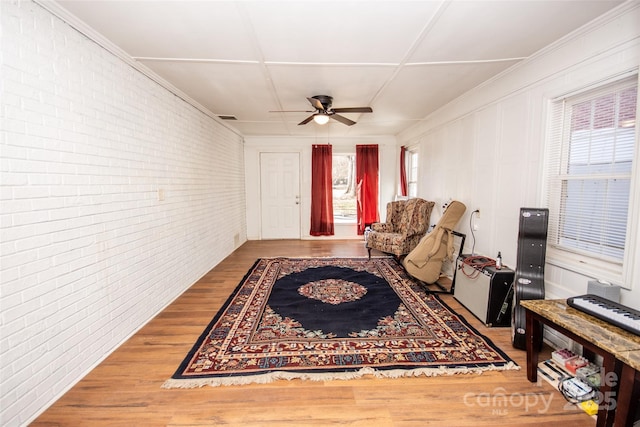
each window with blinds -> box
[545,76,637,279]
[408,150,419,198]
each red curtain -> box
[399,146,408,197]
[310,144,334,236]
[356,144,379,235]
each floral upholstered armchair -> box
[366,198,435,258]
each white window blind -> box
[545,77,637,268]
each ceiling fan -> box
[272,95,373,126]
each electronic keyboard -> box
[566,294,640,336]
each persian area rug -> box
[163,257,518,388]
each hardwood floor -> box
[32,240,594,426]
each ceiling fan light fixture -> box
[313,113,330,125]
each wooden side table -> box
[521,299,640,427]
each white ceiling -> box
[51,0,624,138]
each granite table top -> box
[520,299,640,370]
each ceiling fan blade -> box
[331,107,373,113]
[307,97,324,111]
[298,115,315,125]
[330,114,356,126]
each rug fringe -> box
[371,361,520,380]
[161,363,520,389]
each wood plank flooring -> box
[32,240,594,426]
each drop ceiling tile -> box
[58,1,258,59]
[409,0,623,62]
[344,120,418,137]
[138,60,275,120]
[228,121,294,136]
[376,61,521,119]
[243,1,441,63]
[266,63,395,111]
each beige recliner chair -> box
[402,201,466,284]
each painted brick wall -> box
[0,1,247,425]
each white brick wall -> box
[0,1,247,425]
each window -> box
[545,76,637,284]
[407,150,419,198]
[332,154,357,221]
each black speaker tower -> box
[511,208,549,350]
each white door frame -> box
[260,152,301,239]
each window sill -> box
[334,218,356,225]
[546,247,627,289]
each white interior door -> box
[260,152,301,239]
